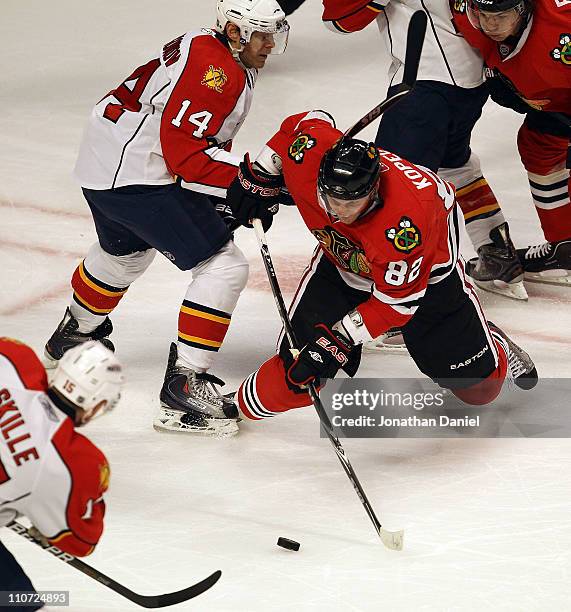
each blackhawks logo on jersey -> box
[551,34,571,65]
[288,134,316,164]
[312,226,371,276]
[201,65,228,93]
[386,217,422,253]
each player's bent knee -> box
[194,241,249,293]
[86,243,156,286]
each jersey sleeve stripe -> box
[428,205,461,284]
[372,286,427,305]
[179,181,227,197]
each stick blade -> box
[133,570,222,608]
[402,11,428,88]
[380,528,404,551]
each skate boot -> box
[488,322,538,390]
[363,327,407,353]
[516,239,571,286]
[155,343,239,437]
[465,223,527,300]
[44,307,114,368]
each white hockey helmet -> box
[49,341,124,426]
[215,0,290,54]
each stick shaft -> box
[252,220,390,541]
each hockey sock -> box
[176,240,248,371]
[456,177,506,251]
[177,301,231,372]
[70,260,129,332]
[238,355,314,420]
[528,169,571,243]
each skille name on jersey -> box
[0,388,39,467]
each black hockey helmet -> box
[318,138,381,202]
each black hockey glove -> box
[227,154,282,232]
[485,67,530,115]
[286,323,361,391]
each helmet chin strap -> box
[224,32,248,67]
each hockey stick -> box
[7,521,221,608]
[343,10,427,139]
[252,219,403,551]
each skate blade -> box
[524,270,571,287]
[473,278,528,301]
[153,407,239,438]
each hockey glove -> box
[227,154,282,232]
[286,323,361,391]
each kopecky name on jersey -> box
[0,388,39,466]
[378,151,433,190]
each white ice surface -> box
[1,1,571,610]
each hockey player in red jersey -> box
[224,111,537,422]
[43,0,290,436]
[0,338,123,607]
[453,0,571,285]
[322,0,527,302]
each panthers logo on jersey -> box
[386,217,422,253]
[312,226,371,276]
[201,65,228,93]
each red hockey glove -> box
[226,154,282,232]
[286,323,361,391]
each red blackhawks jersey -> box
[264,112,463,341]
[0,338,109,557]
[452,0,571,113]
[74,29,257,196]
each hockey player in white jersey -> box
[0,338,123,607]
[322,0,527,302]
[43,0,290,436]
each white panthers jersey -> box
[323,0,484,89]
[74,29,257,197]
[0,338,109,556]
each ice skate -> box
[488,322,537,390]
[516,239,571,286]
[363,327,407,353]
[44,307,114,369]
[155,343,239,437]
[465,223,527,301]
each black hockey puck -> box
[277,537,300,551]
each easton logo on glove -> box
[237,167,281,198]
[286,323,359,391]
[315,336,349,366]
